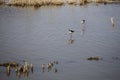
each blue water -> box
[0,3,120,80]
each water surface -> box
[0,4,120,80]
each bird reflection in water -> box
[81,19,86,35]
[6,65,10,77]
[81,25,86,35]
[68,29,74,45]
[68,38,74,45]
[111,17,115,32]
[54,68,58,73]
[112,24,114,32]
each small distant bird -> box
[111,17,114,26]
[81,20,85,24]
[68,29,74,34]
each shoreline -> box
[0,0,120,8]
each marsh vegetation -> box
[0,0,119,7]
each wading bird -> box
[81,20,85,24]
[68,29,74,34]
[111,17,114,26]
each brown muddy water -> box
[0,3,120,80]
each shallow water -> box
[0,3,120,80]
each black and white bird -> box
[68,29,74,34]
[81,19,85,24]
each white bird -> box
[111,17,114,25]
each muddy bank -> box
[6,0,64,7]
[0,0,119,7]
[67,0,91,5]
[94,0,120,3]
[2,0,91,7]
[0,0,5,5]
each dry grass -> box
[66,0,77,5]
[7,0,64,7]
[78,0,91,5]
[7,0,42,6]
[94,0,105,3]
[51,0,64,5]
[66,0,91,5]
[0,0,5,5]
[4,0,120,7]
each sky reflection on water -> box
[0,4,120,80]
